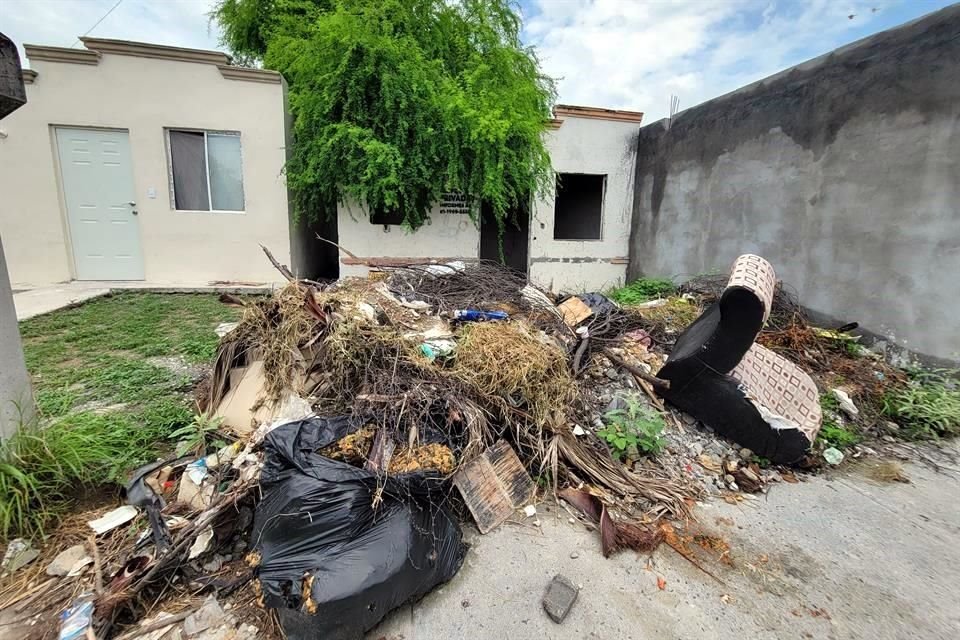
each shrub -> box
[597,396,666,459]
[608,278,677,306]
[882,369,960,439]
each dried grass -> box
[239,284,324,398]
[389,444,456,475]
[452,321,575,428]
[627,298,702,346]
[864,460,910,483]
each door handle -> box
[127,201,138,215]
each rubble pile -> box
[0,252,939,639]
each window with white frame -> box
[168,130,244,212]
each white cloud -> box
[3,0,221,65]
[525,0,902,121]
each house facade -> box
[1,36,642,293]
[0,38,294,286]
[337,105,642,292]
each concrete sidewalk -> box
[13,281,277,320]
[369,450,960,640]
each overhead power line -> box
[72,0,125,47]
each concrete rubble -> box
[542,574,579,623]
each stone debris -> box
[46,544,92,577]
[823,447,845,465]
[542,574,579,623]
[183,596,227,637]
[832,388,860,418]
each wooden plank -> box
[452,440,535,534]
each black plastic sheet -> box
[253,417,466,640]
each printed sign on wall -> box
[439,192,472,215]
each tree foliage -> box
[213,0,556,230]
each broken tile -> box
[1,538,38,574]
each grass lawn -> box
[1,293,242,540]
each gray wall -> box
[629,5,960,363]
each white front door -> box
[55,127,144,280]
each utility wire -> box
[72,0,125,47]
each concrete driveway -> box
[370,449,960,640]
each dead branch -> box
[603,348,671,390]
[315,234,359,260]
[259,244,296,282]
[89,535,104,595]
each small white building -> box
[336,104,642,292]
[0,38,295,286]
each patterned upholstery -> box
[731,344,822,442]
[727,254,777,324]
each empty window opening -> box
[168,129,244,212]
[553,173,604,240]
[370,207,405,225]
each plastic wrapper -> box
[576,292,619,316]
[253,417,466,640]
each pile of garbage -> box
[0,252,927,639]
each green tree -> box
[213,0,556,233]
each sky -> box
[2,0,955,121]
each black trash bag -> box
[253,417,467,640]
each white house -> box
[0,38,295,286]
[336,104,642,292]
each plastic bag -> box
[253,417,466,640]
[576,292,619,316]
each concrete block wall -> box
[629,6,960,363]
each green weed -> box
[882,369,960,439]
[169,414,227,457]
[608,278,677,306]
[816,393,862,448]
[0,409,188,540]
[820,392,840,413]
[2,292,242,540]
[597,395,666,459]
[817,422,862,448]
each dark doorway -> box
[480,198,529,274]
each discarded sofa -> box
[252,417,466,640]
[657,255,821,463]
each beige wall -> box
[337,199,480,278]
[0,49,291,285]
[529,117,637,292]
[335,115,639,289]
